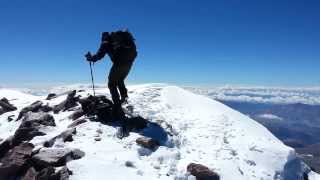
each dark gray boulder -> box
[53,90,79,114]
[0,97,17,115]
[32,148,85,168]
[36,166,71,180]
[44,128,77,148]
[46,93,57,100]
[18,101,44,120]
[79,95,113,122]
[22,112,56,127]
[13,112,55,145]
[17,101,53,120]
[68,109,84,120]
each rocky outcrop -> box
[44,128,77,148]
[37,166,71,180]
[79,95,113,121]
[18,101,53,120]
[0,142,34,180]
[22,112,56,126]
[53,90,79,113]
[32,148,85,168]
[187,163,220,180]
[13,112,55,145]
[68,109,84,120]
[0,97,17,115]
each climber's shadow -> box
[80,95,169,146]
[94,112,169,146]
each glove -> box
[85,52,95,62]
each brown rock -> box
[136,136,159,150]
[21,167,37,180]
[187,163,220,180]
[0,143,34,179]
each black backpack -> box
[109,30,137,64]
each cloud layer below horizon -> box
[185,86,320,105]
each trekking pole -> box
[89,62,96,96]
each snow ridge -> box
[0,84,316,180]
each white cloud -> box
[185,86,320,105]
[257,114,283,121]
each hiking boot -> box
[112,104,125,119]
[120,97,129,105]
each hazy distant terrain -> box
[186,86,320,172]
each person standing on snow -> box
[85,30,137,113]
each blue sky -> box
[0,0,319,87]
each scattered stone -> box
[7,115,15,122]
[21,167,37,180]
[46,93,57,100]
[68,109,84,120]
[0,143,34,179]
[136,136,159,150]
[0,98,17,115]
[125,161,135,168]
[71,149,85,159]
[53,90,79,113]
[44,128,77,148]
[22,112,56,127]
[32,148,85,168]
[187,163,220,180]
[36,166,71,180]
[67,118,87,128]
[96,129,103,134]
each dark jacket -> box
[92,39,137,65]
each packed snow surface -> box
[0,84,317,180]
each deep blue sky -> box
[0,0,319,87]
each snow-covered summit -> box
[0,84,317,180]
